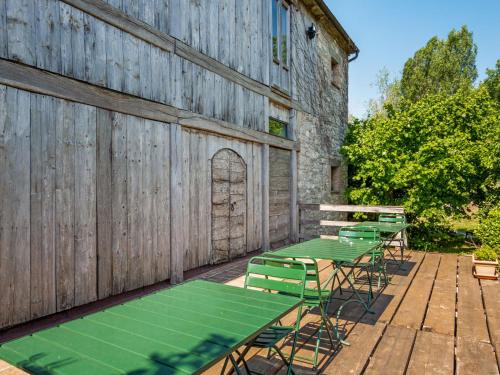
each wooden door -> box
[211,149,246,264]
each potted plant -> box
[473,246,498,280]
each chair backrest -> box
[378,213,406,223]
[244,256,307,299]
[339,226,381,241]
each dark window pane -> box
[269,117,288,138]
[272,0,278,60]
[280,5,288,63]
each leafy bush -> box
[342,87,500,229]
[476,203,500,250]
[474,246,498,261]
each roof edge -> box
[314,0,359,55]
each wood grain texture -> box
[96,109,113,299]
[73,103,97,306]
[365,325,417,375]
[423,253,457,336]
[482,280,500,368]
[406,331,454,375]
[0,59,297,150]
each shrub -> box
[474,246,498,261]
[476,203,500,250]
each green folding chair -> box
[221,256,307,375]
[338,226,386,296]
[379,213,407,263]
[260,254,339,370]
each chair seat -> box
[252,326,294,348]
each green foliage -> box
[476,203,500,250]
[474,246,498,261]
[483,59,500,102]
[401,26,477,102]
[342,87,500,232]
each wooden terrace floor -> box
[1,251,499,374]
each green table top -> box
[356,221,409,234]
[271,238,381,263]
[0,280,301,375]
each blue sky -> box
[325,0,500,117]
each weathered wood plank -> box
[126,116,144,291]
[6,0,35,64]
[318,204,405,213]
[96,109,113,299]
[155,121,170,281]
[261,144,270,250]
[141,119,154,286]
[0,87,30,327]
[30,94,57,320]
[105,23,124,91]
[482,280,500,368]
[422,253,457,336]
[0,0,6,57]
[456,336,498,375]
[74,103,97,306]
[83,13,106,86]
[55,99,76,312]
[391,253,440,329]
[111,111,128,295]
[406,331,454,375]
[365,325,417,375]
[122,31,140,96]
[457,256,490,342]
[169,123,184,283]
[35,0,61,72]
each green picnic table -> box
[271,238,382,342]
[356,221,410,264]
[0,279,302,375]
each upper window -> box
[331,57,341,89]
[272,0,289,67]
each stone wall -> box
[294,16,350,239]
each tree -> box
[342,87,500,226]
[367,67,401,117]
[483,59,500,102]
[400,26,478,102]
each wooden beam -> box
[0,59,298,150]
[61,0,175,52]
[289,109,298,242]
[319,204,405,214]
[320,220,356,227]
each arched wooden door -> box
[211,149,247,264]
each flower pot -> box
[473,255,498,280]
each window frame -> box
[272,0,290,69]
[330,57,341,90]
[268,116,289,139]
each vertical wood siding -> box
[0,0,267,132]
[0,85,175,328]
[269,147,291,247]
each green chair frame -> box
[378,213,407,264]
[221,256,308,375]
[337,226,387,299]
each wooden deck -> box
[1,251,499,374]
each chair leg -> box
[273,345,295,375]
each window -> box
[269,117,288,138]
[271,0,289,67]
[331,165,341,193]
[331,57,341,89]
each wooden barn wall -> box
[269,147,291,247]
[0,84,172,328]
[0,0,266,131]
[102,0,270,85]
[181,130,263,271]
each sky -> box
[325,0,500,118]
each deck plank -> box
[406,330,454,375]
[481,280,500,368]
[456,256,490,343]
[391,253,440,329]
[364,325,416,375]
[422,253,457,335]
[456,336,498,375]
